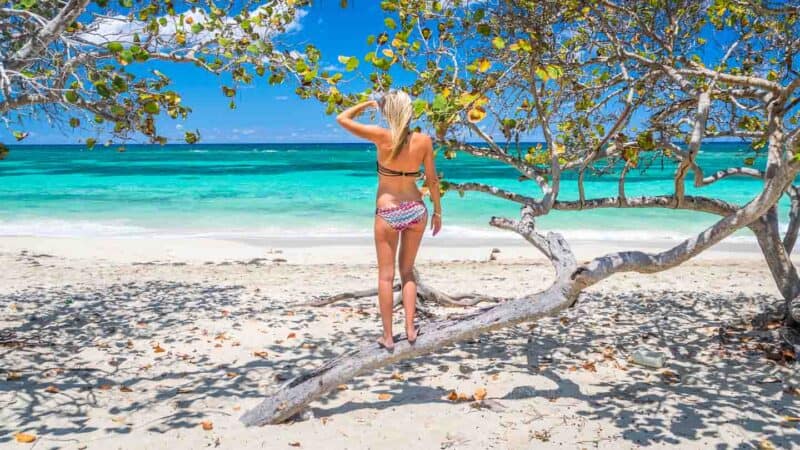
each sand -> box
[0,235,798,449]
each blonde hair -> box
[379,90,413,160]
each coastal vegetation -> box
[0,0,315,145]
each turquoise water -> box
[0,142,776,241]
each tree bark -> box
[240,223,577,426]
[6,0,91,71]
[306,270,503,308]
[752,209,800,327]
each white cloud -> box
[175,124,183,130]
[76,4,307,47]
[232,128,257,136]
[275,95,289,101]
[322,64,342,72]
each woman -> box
[336,90,443,351]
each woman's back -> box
[333,94,443,349]
[374,130,429,207]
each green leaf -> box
[119,0,133,7]
[191,23,204,33]
[94,82,111,98]
[384,17,396,30]
[744,157,755,166]
[432,94,447,111]
[112,76,128,93]
[535,67,549,81]
[143,101,160,114]
[13,131,28,141]
[64,90,79,103]
[69,117,81,128]
[492,36,505,49]
[545,65,563,80]
[86,138,97,150]
[412,99,428,117]
[345,56,359,71]
[106,42,124,53]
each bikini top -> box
[376,161,421,177]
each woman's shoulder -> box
[410,132,432,146]
[371,126,392,143]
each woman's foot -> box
[406,326,419,345]
[377,335,394,351]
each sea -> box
[0,142,777,244]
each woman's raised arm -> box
[336,101,384,142]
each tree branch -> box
[573,160,800,288]
[6,0,92,72]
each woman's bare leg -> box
[374,216,399,349]
[398,214,427,342]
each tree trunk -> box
[240,231,577,426]
[752,208,800,326]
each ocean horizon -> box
[0,141,775,243]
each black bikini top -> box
[376,161,421,177]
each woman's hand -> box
[430,213,442,236]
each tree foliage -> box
[0,0,325,145]
[314,0,800,305]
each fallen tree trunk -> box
[240,281,573,425]
[241,219,577,426]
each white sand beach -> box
[1,236,798,449]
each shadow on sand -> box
[1,279,798,447]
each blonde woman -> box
[336,90,443,351]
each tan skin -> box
[336,100,442,350]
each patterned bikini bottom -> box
[375,201,428,231]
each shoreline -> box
[0,234,767,265]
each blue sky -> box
[2,2,395,145]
